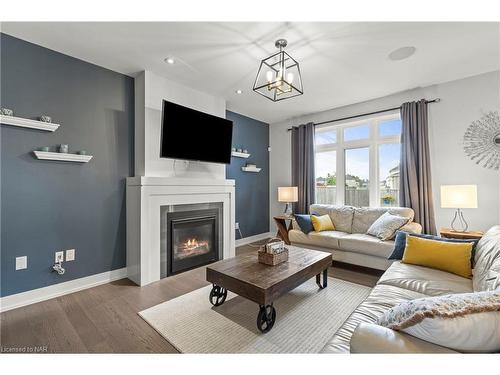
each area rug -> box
[139,278,371,353]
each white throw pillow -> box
[377,291,500,352]
[366,211,409,241]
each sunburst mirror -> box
[463,111,500,170]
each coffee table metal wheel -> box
[209,284,227,306]
[257,304,276,333]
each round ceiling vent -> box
[388,46,416,61]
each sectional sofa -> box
[322,225,500,353]
[289,204,422,270]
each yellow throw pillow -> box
[311,214,335,232]
[402,235,473,278]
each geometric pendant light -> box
[253,39,304,101]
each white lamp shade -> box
[440,185,478,208]
[278,186,298,202]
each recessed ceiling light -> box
[388,46,416,61]
[235,89,243,94]
[164,57,175,64]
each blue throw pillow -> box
[389,231,479,264]
[294,214,314,234]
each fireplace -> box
[161,204,222,277]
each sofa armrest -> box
[399,221,422,234]
[350,323,457,353]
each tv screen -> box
[160,100,233,164]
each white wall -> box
[134,71,227,179]
[270,70,500,232]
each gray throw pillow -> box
[366,211,409,241]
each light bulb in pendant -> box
[266,71,273,83]
[286,72,294,84]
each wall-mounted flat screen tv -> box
[160,100,233,164]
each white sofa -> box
[289,204,422,270]
[322,225,500,353]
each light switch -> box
[16,256,27,270]
[66,249,75,261]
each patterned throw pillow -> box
[377,291,500,352]
[366,211,410,241]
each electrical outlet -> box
[65,249,75,261]
[235,222,240,230]
[55,251,64,263]
[16,256,27,270]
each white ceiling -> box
[2,22,499,123]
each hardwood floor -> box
[0,242,381,353]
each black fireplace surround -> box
[165,208,220,276]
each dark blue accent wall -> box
[0,34,134,297]
[226,111,269,238]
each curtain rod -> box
[286,98,441,131]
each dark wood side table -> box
[440,228,484,240]
[273,215,294,245]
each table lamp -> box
[278,187,298,216]
[440,185,477,232]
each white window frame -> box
[314,112,401,207]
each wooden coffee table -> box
[206,246,332,333]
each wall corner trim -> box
[235,232,274,247]
[0,267,128,313]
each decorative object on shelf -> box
[0,115,60,131]
[236,148,243,153]
[79,150,87,155]
[463,111,500,170]
[440,185,478,232]
[33,150,93,163]
[243,149,248,154]
[1,108,14,116]
[39,115,52,123]
[39,146,49,152]
[278,186,298,215]
[258,238,289,266]
[59,144,69,153]
[253,38,303,102]
[231,147,236,152]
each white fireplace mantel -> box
[126,176,236,286]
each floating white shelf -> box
[231,151,251,158]
[33,151,93,163]
[241,166,261,173]
[1,115,60,132]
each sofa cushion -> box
[310,204,354,233]
[321,284,427,353]
[311,214,335,232]
[389,230,479,261]
[293,214,314,234]
[351,207,414,234]
[288,229,348,249]
[473,225,500,292]
[338,233,395,258]
[377,261,473,296]
[367,211,410,240]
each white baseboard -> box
[0,267,128,313]
[235,231,274,247]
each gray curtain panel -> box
[400,100,437,235]
[291,122,316,214]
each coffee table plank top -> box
[206,246,332,305]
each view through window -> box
[315,114,401,207]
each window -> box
[315,150,337,204]
[344,124,370,142]
[314,114,401,207]
[379,143,401,206]
[345,148,369,207]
